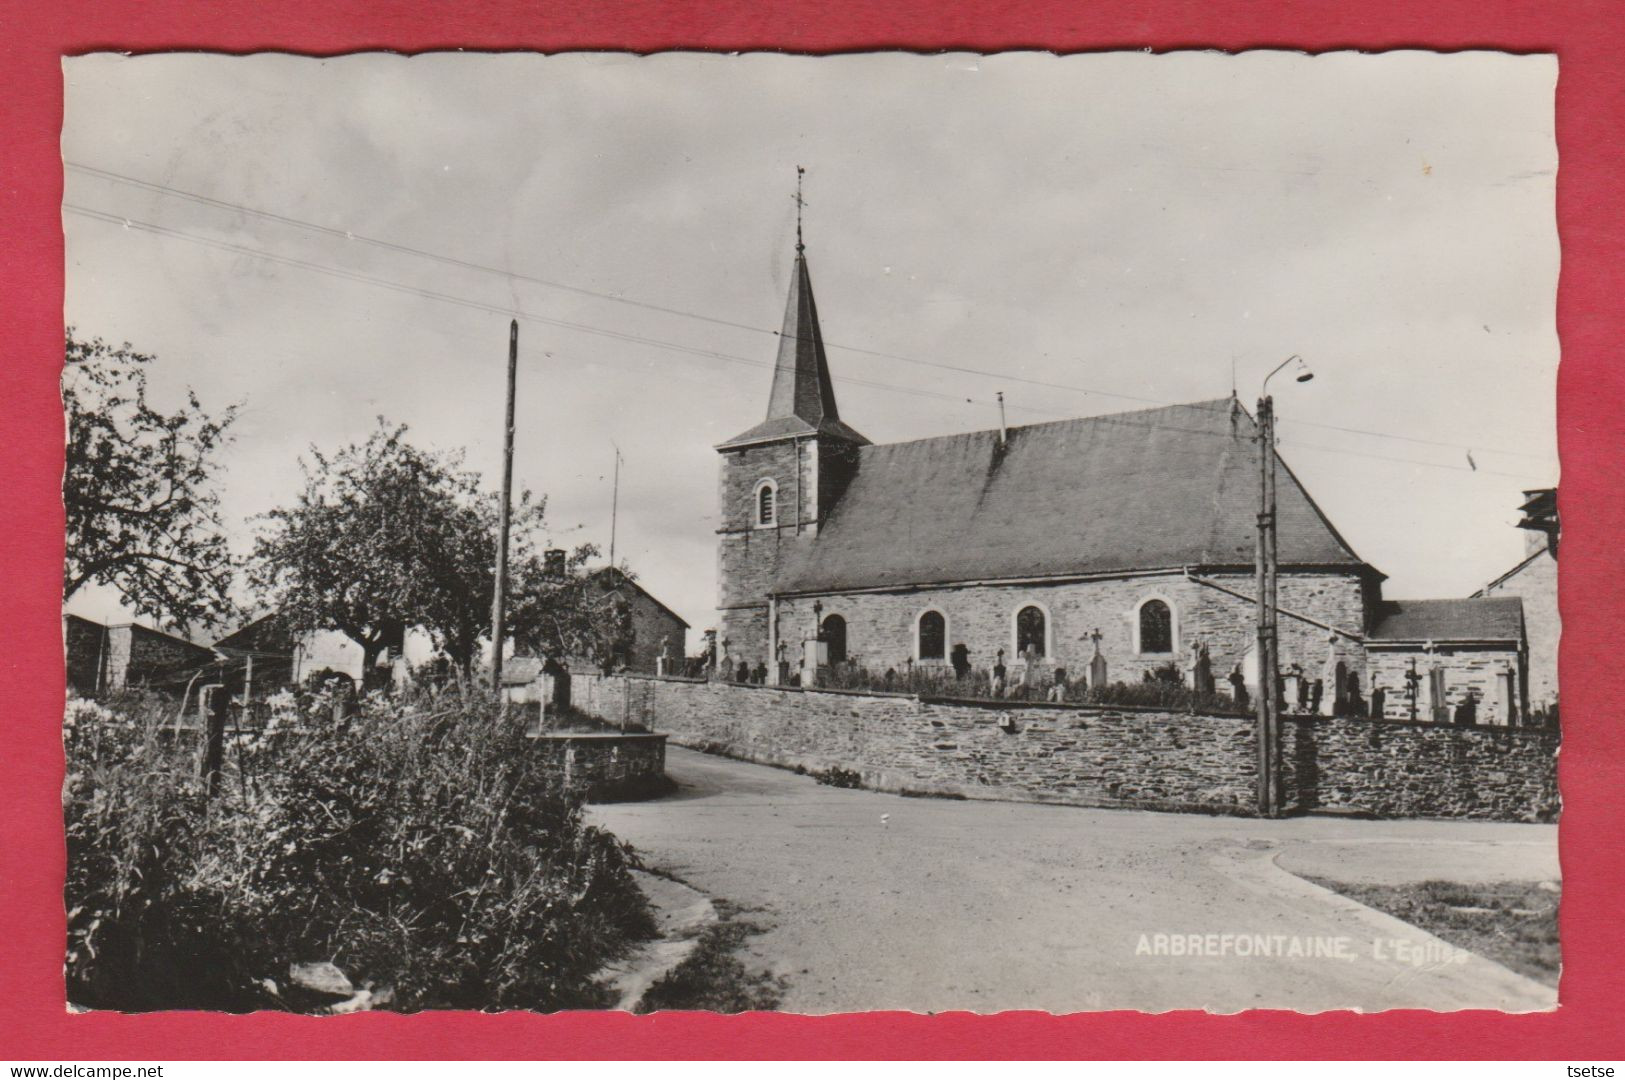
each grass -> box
[635,901,786,1013]
[1308,877,1561,987]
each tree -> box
[62,330,240,631]
[254,420,632,685]
[251,422,471,685]
[252,421,555,683]
[507,549,636,675]
[417,484,547,676]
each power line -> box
[63,203,1031,417]
[65,160,1553,464]
[64,202,1553,484]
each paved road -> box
[589,747,1559,1014]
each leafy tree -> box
[62,330,240,631]
[417,483,547,676]
[250,422,475,685]
[253,420,634,684]
[508,548,636,675]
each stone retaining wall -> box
[528,731,671,802]
[573,673,1557,821]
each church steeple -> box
[717,173,868,450]
[765,250,842,429]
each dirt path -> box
[588,746,1558,1014]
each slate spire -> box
[715,171,868,451]
[765,250,842,427]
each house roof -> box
[773,399,1371,594]
[1472,548,1548,598]
[592,567,691,628]
[1368,597,1525,644]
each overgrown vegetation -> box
[810,766,864,789]
[812,662,1240,713]
[1308,877,1560,988]
[636,904,785,1013]
[65,686,654,1012]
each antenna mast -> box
[609,444,621,570]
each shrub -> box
[810,662,1242,713]
[64,686,653,1012]
[810,766,863,789]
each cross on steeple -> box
[793,165,807,254]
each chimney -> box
[996,392,1008,447]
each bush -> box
[810,766,863,789]
[64,686,653,1012]
[810,662,1241,713]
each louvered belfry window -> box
[758,483,775,526]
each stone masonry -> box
[573,672,1558,821]
[1366,645,1524,725]
[769,569,1369,691]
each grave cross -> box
[1403,656,1422,722]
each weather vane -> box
[794,165,807,253]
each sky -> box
[62,50,1560,649]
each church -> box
[713,239,1533,725]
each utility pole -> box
[1254,394,1277,817]
[1251,354,1312,817]
[490,319,518,696]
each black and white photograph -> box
[61,50,1561,1015]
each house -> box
[591,567,691,674]
[64,614,217,697]
[713,239,1530,723]
[1473,488,1559,717]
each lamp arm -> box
[1260,354,1302,397]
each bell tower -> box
[714,175,867,669]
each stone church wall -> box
[571,672,1558,822]
[771,570,1367,690]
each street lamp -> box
[1255,355,1314,818]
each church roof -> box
[773,399,1372,594]
[718,252,869,450]
[1368,597,1525,644]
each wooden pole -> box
[203,665,226,799]
[1254,397,1271,816]
[490,319,518,695]
[1263,396,1281,815]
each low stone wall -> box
[1281,715,1558,821]
[528,731,671,802]
[574,673,1558,821]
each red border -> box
[4,0,1623,1061]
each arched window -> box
[820,613,847,664]
[917,610,946,661]
[1139,599,1173,654]
[754,479,777,527]
[1016,605,1047,658]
